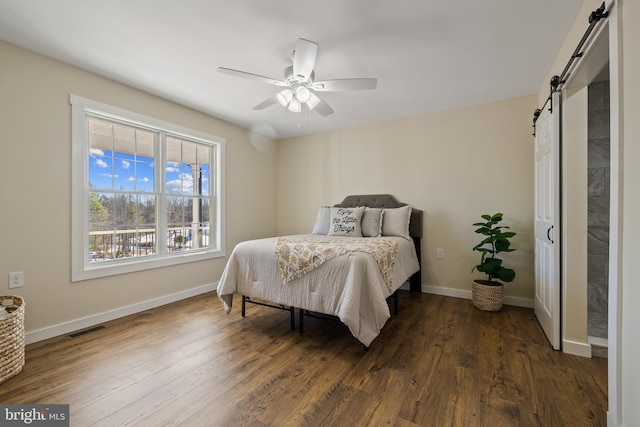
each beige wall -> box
[0,41,278,334]
[277,95,537,302]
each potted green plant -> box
[471,213,516,311]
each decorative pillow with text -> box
[327,206,365,237]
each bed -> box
[216,194,423,347]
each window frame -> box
[71,95,225,282]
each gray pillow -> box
[382,205,412,238]
[311,206,331,235]
[361,207,383,237]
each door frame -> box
[558,1,621,424]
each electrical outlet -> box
[9,272,24,288]
[436,248,445,259]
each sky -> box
[89,148,209,195]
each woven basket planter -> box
[0,295,25,383]
[472,281,504,312]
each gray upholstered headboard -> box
[333,194,423,239]
[333,194,423,292]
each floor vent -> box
[67,325,106,338]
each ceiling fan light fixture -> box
[276,89,293,107]
[294,85,311,103]
[287,98,301,113]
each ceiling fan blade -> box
[312,78,377,92]
[292,38,318,81]
[218,67,287,87]
[311,96,334,117]
[252,95,279,110]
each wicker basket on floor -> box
[0,295,25,383]
[472,281,504,311]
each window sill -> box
[71,248,224,282]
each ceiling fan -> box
[218,38,377,116]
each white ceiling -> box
[0,0,584,140]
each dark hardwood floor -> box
[0,291,607,426]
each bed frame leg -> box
[241,295,246,317]
[394,291,399,315]
[299,309,304,334]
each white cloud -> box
[90,148,105,157]
[95,158,108,168]
[128,176,150,183]
[166,161,180,173]
[166,178,193,194]
[121,160,131,169]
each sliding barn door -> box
[534,92,561,350]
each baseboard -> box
[563,339,592,358]
[422,284,534,309]
[588,336,608,348]
[25,283,217,345]
[422,285,469,299]
[26,282,535,344]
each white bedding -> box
[216,234,420,346]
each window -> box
[71,95,225,281]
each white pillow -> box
[327,206,365,237]
[311,206,331,235]
[361,207,383,237]
[382,205,412,238]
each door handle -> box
[547,225,554,244]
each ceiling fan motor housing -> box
[284,65,314,86]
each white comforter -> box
[216,234,420,346]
